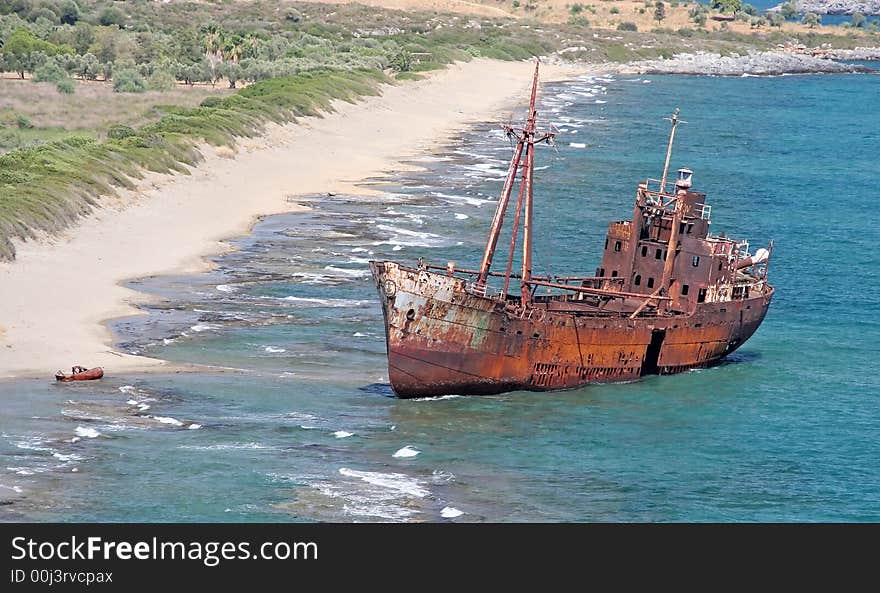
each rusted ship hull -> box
[371,262,772,398]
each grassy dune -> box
[0,68,387,261]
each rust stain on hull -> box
[371,262,772,398]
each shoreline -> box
[0,58,597,380]
[1,50,876,381]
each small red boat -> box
[55,366,104,382]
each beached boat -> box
[370,61,774,398]
[55,366,104,382]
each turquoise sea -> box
[1,69,878,522]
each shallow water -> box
[2,71,878,522]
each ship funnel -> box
[675,168,693,190]
[734,247,770,270]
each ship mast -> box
[476,59,554,307]
[519,60,540,307]
[659,108,683,195]
[659,108,686,306]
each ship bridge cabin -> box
[596,168,740,313]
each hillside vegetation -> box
[0,0,875,261]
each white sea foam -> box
[118,385,136,394]
[441,506,464,518]
[411,394,462,402]
[352,332,367,337]
[346,256,372,265]
[595,100,607,104]
[351,247,368,253]
[392,446,421,459]
[187,424,202,430]
[290,272,333,285]
[264,346,286,353]
[52,452,82,462]
[152,416,184,426]
[392,245,403,251]
[281,296,369,307]
[180,442,272,451]
[162,338,177,345]
[216,284,237,293]
[432,192,493,208]
[126,399,138,406]
[333,431,354,439]
[0,484,24,494]
[190,323,219,333]
[569,142,586,148]
[323,265,371,278]
[13,437,53,453]
[136,403,151,412]
[74,426,101,439]
[454,213,469,220]
[376,224,439,241]
[338,468,430,498]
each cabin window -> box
[614,240,621,252]
[597,268,604,277]
[679,222,686,234]
[655,249,662,260]
[681,284,689,296]
[611,270,618,278]
[663,250,668,259]
[718,260,723,271]
[634,275,641,286]
[687,224,693,234]
[647,277,655,289]
[605,238,609,250]
[692,256,700,267]
[698,288,707,303]
[641,246,647,257]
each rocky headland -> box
[769,0,880,15]
[621,51,875,76]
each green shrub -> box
[98,6,126,28]
[56,78,75,94]
[617,22,638,31]
[113,68,147,93]
[107,125,136,139]
[33,62,67,83]
[610,7,620,14]
[147,70,177,91]
[16,115,33,129]
[200,96,225,108]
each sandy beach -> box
[0,59,593,380]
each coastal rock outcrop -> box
[769,0,880,15]
[822,46,880,60]
[621,51,872,76]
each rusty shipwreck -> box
[369,61,774,398]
